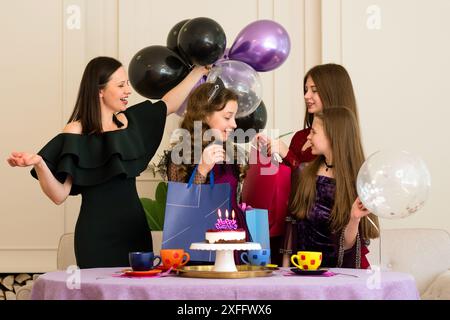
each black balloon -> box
[234,101,267,143]
[166,19,190,53]
[177,17,226,66]
[128,45,189,99]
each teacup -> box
[240,249,271,266]
[290,251,322,270]
[160,249,190,269]
[129,252,161,271]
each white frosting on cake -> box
[205,230,246,243]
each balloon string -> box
[366,216,379,232]
[365,215,382,267]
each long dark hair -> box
[303,63,358,128]
[67,56,122,134]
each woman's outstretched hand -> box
[192,65,211,77]
[7,152,42,167]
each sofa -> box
[366,228,450,299]
[17,228,450,299]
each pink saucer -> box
[121,269,162,277]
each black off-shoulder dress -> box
[31,100,166,268]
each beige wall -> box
[1,0,447,272]
[322,0,450,232]
[0,0,307,272]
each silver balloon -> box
[357,150,431,219]
[207,60,262,118]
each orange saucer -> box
[122,269,162,277]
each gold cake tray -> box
[176,265,273,279]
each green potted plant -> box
[141,181,167,231]
[140,153,169,253]
[140,181,167,253]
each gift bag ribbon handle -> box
[187,165,214,188]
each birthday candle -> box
[225,209,229,219]
[232,210,235,220]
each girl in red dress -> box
[257,63,363,265]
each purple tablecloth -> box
[30,267,419,300]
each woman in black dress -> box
[7,56,209,268]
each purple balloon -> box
[176,76,206,116]
[229,20,290,72]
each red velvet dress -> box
[282,128,315,169]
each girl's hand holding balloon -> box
[350,197,370,221]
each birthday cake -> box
[205,209,246,244]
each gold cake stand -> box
[178,242,272,278]
[190,242,261,272]
[177,265,273,279]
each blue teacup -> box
[129,252,162,271]
[240,249,271,266]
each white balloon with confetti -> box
[357,150,431,219]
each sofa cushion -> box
[379,228,450,294]
[421,269,450,300]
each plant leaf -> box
[141,198,160,231]
[155,181,168,203]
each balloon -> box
[357,150,431,219]
[206,60,263,118]
[166,19,190,53]
[129,45,189,99]
[233,101,267,142]
[229,20,290,72]
[177,17,226,66]
[215,47,230,65]
[176,76,206,116]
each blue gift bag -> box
[162,166,231,262]
[245,209,270,250]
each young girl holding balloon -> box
[282,107,379,269]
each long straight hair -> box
[290,107,379,239]
[303,63,358,128]
[67,56,122,134]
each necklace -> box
[324,158,334,171]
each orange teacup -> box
[160,249,190,269]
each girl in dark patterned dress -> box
[282,107,380,269]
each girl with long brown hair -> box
[282,107,379,269]
[256,63,360,265]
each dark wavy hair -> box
[170,82,247,181]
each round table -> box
[30,267,420,300]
